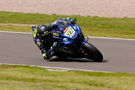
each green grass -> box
[0,64,135,90]
[0,11,135,39]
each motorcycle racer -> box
[32,18,76,59]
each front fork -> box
[80,39,90,57]
[81,40,87,46]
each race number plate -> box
[63,27,75,38]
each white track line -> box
[88,36,135,41]
[0,63,111,73]
[0,31,31,34]
[0,30,135,41]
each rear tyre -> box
[82,42,103,62]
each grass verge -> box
[0,64,135,90]
[0,11,135,39]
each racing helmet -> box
[37,24,48,33]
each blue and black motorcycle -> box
[51,19,103,62]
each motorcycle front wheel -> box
[82,42,103,62]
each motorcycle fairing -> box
[60,25,77,45]
[63,26,77,39]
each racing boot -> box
[42,49,54,60]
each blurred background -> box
[0,0,135,17]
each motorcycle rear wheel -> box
[82,42,103,62]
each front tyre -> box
[82,42,103,62]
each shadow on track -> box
[48,57,108,63]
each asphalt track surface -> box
[0,32,135,73]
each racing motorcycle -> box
[50,19,103,62]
